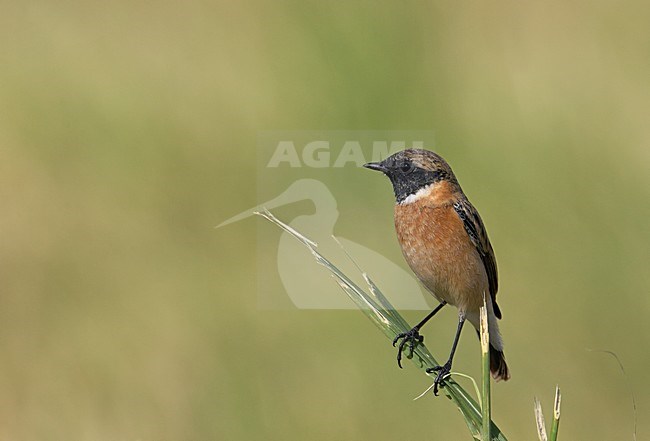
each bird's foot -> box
[392,328,424,368]
[426,361,452,396]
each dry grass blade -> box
[534,398,548,441]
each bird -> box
[363,149,510,394]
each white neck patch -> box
[399,184,434,205]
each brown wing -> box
[453,199,501,319]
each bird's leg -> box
[393,301,446,368]
[426,314,466,395]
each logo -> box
[218,131,437,310]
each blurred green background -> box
[1,1,649,440]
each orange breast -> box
[394,198,488,312]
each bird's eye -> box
[400,162,412,173]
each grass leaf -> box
[257,209,507,440]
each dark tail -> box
[489,345,511,381]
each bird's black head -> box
[363,149,458,204]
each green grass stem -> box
[550,386,561,441]
[480,296,491,441]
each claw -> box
[426,362,452,395]
[392,328,423,368]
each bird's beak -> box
[363,162,388,173]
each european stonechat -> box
[364,149,510,394]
